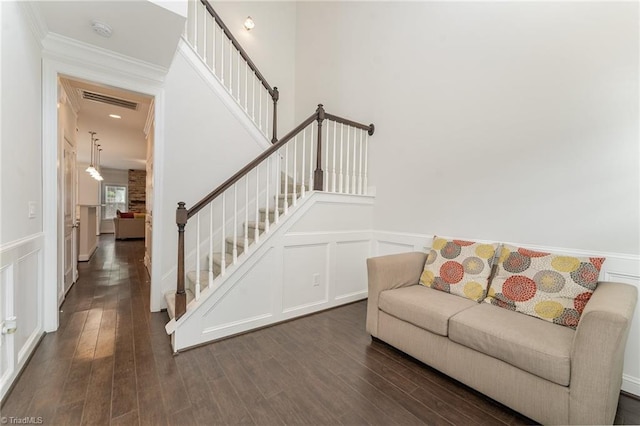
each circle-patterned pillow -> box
[484,244,605,329]
[420,237,499,302]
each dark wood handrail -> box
[174,105,375,320]
[325,113,375,136]
[201,0,276,99]
[187,112,317,219]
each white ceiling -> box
[62,77,153,170]
[33,1,187,171]
[36,1,186,69]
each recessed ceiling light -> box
[109,114,121,119]
[91,20,113,38]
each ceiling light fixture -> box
[109,114,121,119]
[243,16,255,31]
[86,131,103,181]
[91,20,113,38]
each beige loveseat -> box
[366,251,637,425]
[113,217,145,239]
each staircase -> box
[165,176,306,319]
[164,0,375,351]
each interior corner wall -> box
[1,1,43,245]
[294,2,639,256]
[212,1,297,133]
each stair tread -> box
[247,221,268,230]
[164,289,194,320]
[225,235,256,248]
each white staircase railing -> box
[172,105,374,320]
[186,0,279,142]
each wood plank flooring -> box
[2,235,639,425]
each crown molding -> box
[18,2,48,47]
[59,77,81,115]
[42,32,169,86]
[144,98,156,138]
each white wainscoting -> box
[172,192,374,350]
[372,230,640,397]
[0,233,45,401]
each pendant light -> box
[85,131,103,181]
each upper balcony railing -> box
[186,0,279,142]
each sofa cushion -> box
[379,285,478,336]
[485,244,605,329]
[449,303,575,386]
[419,237,500,302]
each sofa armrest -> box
[366,251,427,336]
[569,281,637,425]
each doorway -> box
[56,75,155,310]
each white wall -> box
[1,1,43,245]
[77,162,101,205]
[294,1,639,256]
[213,1,297,134]
[0,1,45,401]
[157,43,271,309]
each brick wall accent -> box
[128,169,146,212]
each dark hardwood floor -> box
[2,235,639,425]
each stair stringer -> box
[167,191,375,352]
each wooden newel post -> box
[175,202,187,320]
[271,87,279,144]
[314,104,325,191]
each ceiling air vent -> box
[81,90,138,110]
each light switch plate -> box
[28,201,36,218]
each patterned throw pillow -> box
[485,244,605,329]
[419,237,500,302]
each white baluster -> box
[259,86,263,130]
[339,123,344,193]
[252,73,256,120]
[332,121,337,193]
[202,6,207,66]
[196,212,201,300]
[309,122,314,191]
[244,61,248,111]
[192,0,198,52]
[221,193,226,275]
[184,0,189,40]
[212,21,217,75]
[345,126,351,194]
[209,203,214,284]
[284,144,289,214]
[266,96,270,139]
[364,133,369,195]
[265,158,270,233]
[220,27,224,85]
[324,121,329,191]
[228,38,233,95]
[233,184,238,263]
[275,152,281,224]
[255,165,260,243]
[358,130,364,195]
[292,135,297,206]
[301,127,306,197]
[237,50,240,102]
[352,128,358,194]
[244,175,249,254]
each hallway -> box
[2,236,639,425]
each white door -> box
[63,137,78,296]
